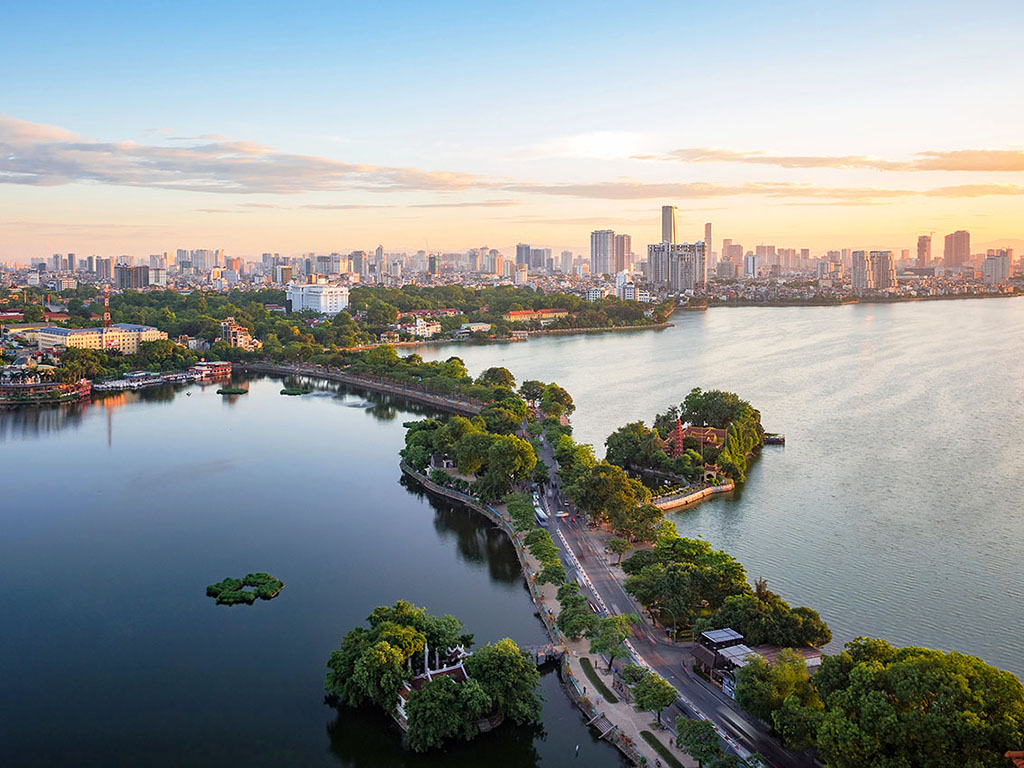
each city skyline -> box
[3,1,1024,257]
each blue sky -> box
[2,0,1024,257]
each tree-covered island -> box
[206,573,284,605]
[324,601,542,752]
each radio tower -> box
[103,284,111,327]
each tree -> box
[620,664,647,685]
[707,593,831,648]
[533,457,551,486]
[557,583,597,639]
[464,638,542,725]
[405,675,468,751]
[588,614,637,671]
[480,402,521,434]
[633,671,677,724]
[676,717,726,768]
[519,379,545,401]
[454,431,495,475]
[352,640,407,710]
[735,650,819,725]
[486,434,537,488]
[537,560,566,586]
[476,366,516,389]
[607,537,633,564]
[540,383,574,416]
[810,638,1024,768]
[23,304,45,322]
[568,461,647,524]
[604,421,664,469]
[405,675,491,752]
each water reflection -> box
[325,686,544,768]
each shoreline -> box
[704,292,1020,309]
[399,463,648,766]
[653,481,736,511]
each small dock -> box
[764,433,786,445]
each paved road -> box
[533,434,815,768]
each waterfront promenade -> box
[236,362,485,416]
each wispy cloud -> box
[301,200,518,210]
[5,118,1024,205]
[508,181,915,201]
[634,147,1024,172]
[923,183,1024,196]
[0,116,486,195]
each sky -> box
[2,0,1024,260]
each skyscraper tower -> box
[704,222,713,257]
[917,235,931,268]
[661,205,677,243]
[943,230,970,268]
[613,234,631,273]
[590,230,614,275]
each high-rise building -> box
[114,265,150,290]
[613,234,631,273]
[647,241,705,292]
[516,243,532,266]
[590,230,614,275]
[661,206,677,244]
[917,235,932,268]
[530,248,551,271]
[559,250,573,273]
[95,257,113,281]
[704,223,712,259]
[852,251,874,292]
[983,250,1012,284]
[943,230,970,268]
[744,253,758,277]
[870,251,896,289]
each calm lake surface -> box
[421,298,1024,678]
[0,379,628,767]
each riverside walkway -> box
[236,362,485,417]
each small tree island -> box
[605,387,766,483]
[324,601,542,752]
[206,572,284,605]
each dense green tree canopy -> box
[808,638,1024,768]
[706,592,831,648]
[588,614,637,670]
[463,638,542,725]
[476,366,516,389]
[735,649,821,725]
[633,671,678,724]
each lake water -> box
[0,379,628,767]
[420,298,1024,678]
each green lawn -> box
[640,730,685,768]
[579,656,618,704]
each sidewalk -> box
[525,551,697,767]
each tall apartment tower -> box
[943,230,970,268]
[704,222,712,259]
[661,206,677,243]
[917,235,931,268]
[590,230,615,275]
[852,251,875,293]
[613,234,631,273]
[515,243,532,266]
[870,250,896,289]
